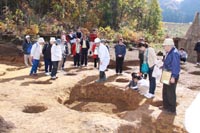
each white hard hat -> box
[50,37,56,42]
[37,37,45,43]
[94,38,101,43]
[25,35,30,39]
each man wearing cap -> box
[30,37,45,76]
[161,38,180,115]
[22,35,32,67]
[94,38,110,82]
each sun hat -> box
[37,37,45,43]
[56,39,61,45]
[94,38,101,43]
[25,35,30,39]
[50,37,56,42]
[162,38,174,46]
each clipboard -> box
[160,70,171,85]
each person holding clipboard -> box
[161,38,180,115]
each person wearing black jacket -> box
[194,40,200,65]
[42,41,52,75]
[80,35,90,66]
[114,38,126,74]
[76,27,83,39]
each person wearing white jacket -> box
[51,38,62,80]
[30,37,45,75]
[95,38,110,82]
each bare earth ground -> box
[0,42,200,133]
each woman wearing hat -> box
[94,38,110,82]
[22,35,32,67]
[51,38,62,80]
[138,42,157,98]
[30,37,45,75]
[161,38,180,115]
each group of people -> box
[22,30,111,81]
[23,28,200,115]
[125,38,180,115]
[22,28,99,80]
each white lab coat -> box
[98,43,110,71]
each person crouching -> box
[95,38,110,82]
[51,38,62,80]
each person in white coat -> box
[94,38,110,82]
[30,37,45,76]
[51,38,62,80]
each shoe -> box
[144,93,154,99]
[197,62,200,66]
[130,86,138,90]
[45,72,50,76]
[33,73,38,76]
[51,76,57,80]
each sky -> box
[175,0,184,2]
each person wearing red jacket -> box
[72,38,82,67]
[92,42,99,68]
[89,29,97,54]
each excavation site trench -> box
[61,81,162,114]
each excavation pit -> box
[22,104,48,113]
[188,86,200,91]
[65,83,159,114]
[189,71,200,75]
[115,78,129,83]
[65,73,77,76]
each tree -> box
[143,0,162,35]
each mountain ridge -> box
[159,0,200,23]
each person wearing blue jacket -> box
[161,38,180,115]
[114,38,126,75]
[22,35,32,67]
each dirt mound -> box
[0,42,23,64]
